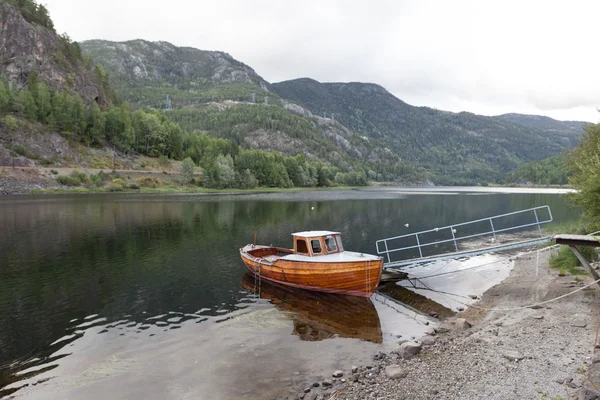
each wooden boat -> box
[241,273,382,343]
[240,231,383,297]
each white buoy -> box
[311,206,315,210]
[404,223,409,228]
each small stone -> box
[436,325,451,334]
[503,351,524,361]
[425,327,436,336]
[332,370,343,378]
[385,364,408,379]
[429,312,439,318]
[398,341,422,359]
[571,321,587,328]
[351,365,358,373]
[312,382,320,387]
[455,318,472,330]
[322,380,332,387]
[532,315,544,320]
[457,307,465,312]
[420,335,437,346]
[468,294,478,299]
[304,388,311,393]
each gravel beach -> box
[290,249,600,400]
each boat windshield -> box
[311,239,322,254]
[336,235,344,251]
[296,239,309,254]
[325,235,337,253]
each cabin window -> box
[336,235,344,251]
[296,239,309,254]
[311,239,322,254]
[325,235,337,253]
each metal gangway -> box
[376,205,553,269]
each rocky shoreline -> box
[281,250,600,400]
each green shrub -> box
[57,175,81,186]
[50,169,58,175]
[14,144,26,155]
[70,170,90,185]
[136,176,162,188]
[90,171,110,187]
[106,182,123,192]
[550,246,596,275]
[112,178,124,187]
[128,183,140,190]
[158,155,170,168]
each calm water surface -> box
[0,189,579,399]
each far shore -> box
[0,165,575,196]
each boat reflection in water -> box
[241,273,382,343]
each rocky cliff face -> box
[81,39,270,90]
[0,3,109,106]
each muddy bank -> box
[288,249,600,400]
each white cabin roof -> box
[292,230,340,237]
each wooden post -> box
[568,245,600,288]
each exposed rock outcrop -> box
[0,3,110,106]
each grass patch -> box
[549,246,595,276]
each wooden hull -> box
[241,273,382,343]
[240,245,383,298]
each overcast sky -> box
[44,0,600,122]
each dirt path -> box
[295,248,600,400]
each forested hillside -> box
[271,79,585,184]
[1,2,396,191]
[81,40,423,184]
[504,154,569,185]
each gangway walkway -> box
[376,205,553,270]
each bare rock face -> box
[0,3,109,106]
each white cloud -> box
[45,0,600,122]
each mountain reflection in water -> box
[241,273,382,343]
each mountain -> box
[0,2,112,106]
[80,39,271,108]
[496,113,584,146]
[272,78,584,183]
[81,40,416,182]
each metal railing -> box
[376,205,553,265]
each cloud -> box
[45,0,600,122]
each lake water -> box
[0,188,579,399]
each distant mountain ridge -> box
[496,113,584,146]
[271,78,583,183]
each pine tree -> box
[35,82,52,123]
[85,102,105,145]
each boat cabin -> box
[292,231,344,257]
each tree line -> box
[0,74,370,188]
